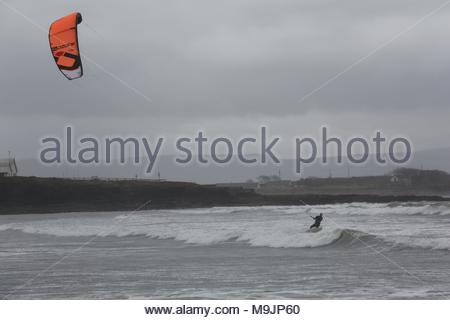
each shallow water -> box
[0,202,449,299]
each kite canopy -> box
[49,12,83,80]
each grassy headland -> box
[0,175,448,215]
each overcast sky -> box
[1,0,450,159]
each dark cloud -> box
[1,0,450,158]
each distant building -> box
[390,176,400,183]
[0,158,18,177]
[390,171,412,186]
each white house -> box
[0,158,18,177]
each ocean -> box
[0,202,449,299]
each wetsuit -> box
[310,215,323,229]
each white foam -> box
[1,202,449,250]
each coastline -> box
[1,176,448,215]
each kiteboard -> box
[307,226,322,233]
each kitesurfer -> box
[310,213,323,229]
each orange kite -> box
[49,12,83,80]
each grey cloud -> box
[2,0,450,117]
[1,0,450,160]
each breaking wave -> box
[0,222,436,250]
[0,202,449,250]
